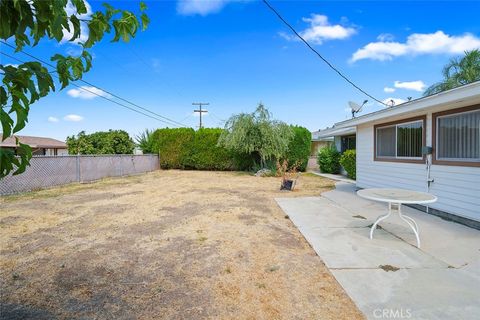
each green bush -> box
[317,146,340,174]
[151,124,312,172]
[152,128,195,169]
[340,149,356,179]
[231,152,256,171]
[285,126,311,171]
[184,128,235,170]
[152,128,235,170]
[66,130,134,155]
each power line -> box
[262,0,388,106]
[0,41,187,127]
[0,51,185,126]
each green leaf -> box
[141,13,149,31]
[72,0,88,15]
[140,2,147,11]
[69,15,81,41]
[0,108,14,140]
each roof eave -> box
[334,81,480,129]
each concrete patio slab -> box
[275,181,480,320]
[332,268,480,320]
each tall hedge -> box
[285,126,311,171]
[151,126,312,172]
[152,128,195,169]
[184,128,235,170]
[152,128,235,170]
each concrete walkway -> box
[276,182,480,320]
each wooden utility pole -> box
[192,102,209,129]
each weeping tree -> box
[0,0,149,178]
[218,103,293,168]
[424,49,480,96]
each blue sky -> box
[2,0,480,141]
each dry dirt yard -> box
[0,170,364,320]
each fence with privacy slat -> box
[0,154,159,195]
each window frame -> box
[373,115,426,163]
[432,104,480,167]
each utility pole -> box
[192,102,209,129]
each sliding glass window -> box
[436,109,480,162]
[376,120,423,160]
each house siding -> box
[356,116,480,222]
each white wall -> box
[356,113,480,222]
[45,148,69,156]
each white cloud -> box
[48,116,59,123]
[384,87,396,93]
[394,80,426,92]
[281,14,356,45]
[352,31,480,62]
[377,33,395,42]
[67,86,110,99]
[62,0,92,44]
[382,97,406,107]
[177,0,238,16]
[64,114,84,122]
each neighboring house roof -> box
[335,81,480,129]
[0,135,67,148]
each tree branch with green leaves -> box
[0,0,149,178]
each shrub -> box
[66,130,134,155]
[317,146,340,173]
[340,149,356,179]
[135,129,155,154]
[151,128,195,169]
[285,126,311,172]
[184,128,235,170]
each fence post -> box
[120,154,123,177]
[76,155,80,182]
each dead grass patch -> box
[0,170,363,319]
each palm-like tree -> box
[135,129,155,154]
[424,49,480,96]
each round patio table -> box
[356,188,437,248]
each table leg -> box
[370,202,392,240]
[398,204,421,248]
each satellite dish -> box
[348,100,368,118]
[349,101,362,112]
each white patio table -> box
[356,188,437,248]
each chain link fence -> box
[0,154,159,195]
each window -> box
[375,117,425,162]
[341,135,356,153]
[433,106,480,166]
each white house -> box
[320,81,480,227]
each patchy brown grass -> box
[0,170,364,319]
